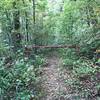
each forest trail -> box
[40,53,99,100]
[41,53,76,100]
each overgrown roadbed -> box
[40,55,86,100]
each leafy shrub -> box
[34,55,45,67]
[0,53,44,99]
[72,59,96,77]
[62,49,100,98]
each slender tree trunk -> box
[32,0,37,53]
[22,0,29,42]
[25,12,29,42]
[11,1,22,52]
[32,0,35,24]
[5,11,12,46]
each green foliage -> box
[73,59,96,76]
[0,0,100,99]
[34,55,45,66]
[60,0,100,56]
[0,52,44,99]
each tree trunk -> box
[11,1,22,52]
[22,0,29,42]
[32,0,37,53]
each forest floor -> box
[40,53,100,100]
[40,53,86,100]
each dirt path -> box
[41,55,75,100]
[40,54,99,100]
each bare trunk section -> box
[11,1,22,52]
[32,0,35,25]
[22,0,29,42]
[32,0,37,53]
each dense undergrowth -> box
[0,50,45,100]
[61,48,100,99]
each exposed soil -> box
[40,54,99,100]
[40,54,81,100]
[41,56,60,100]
